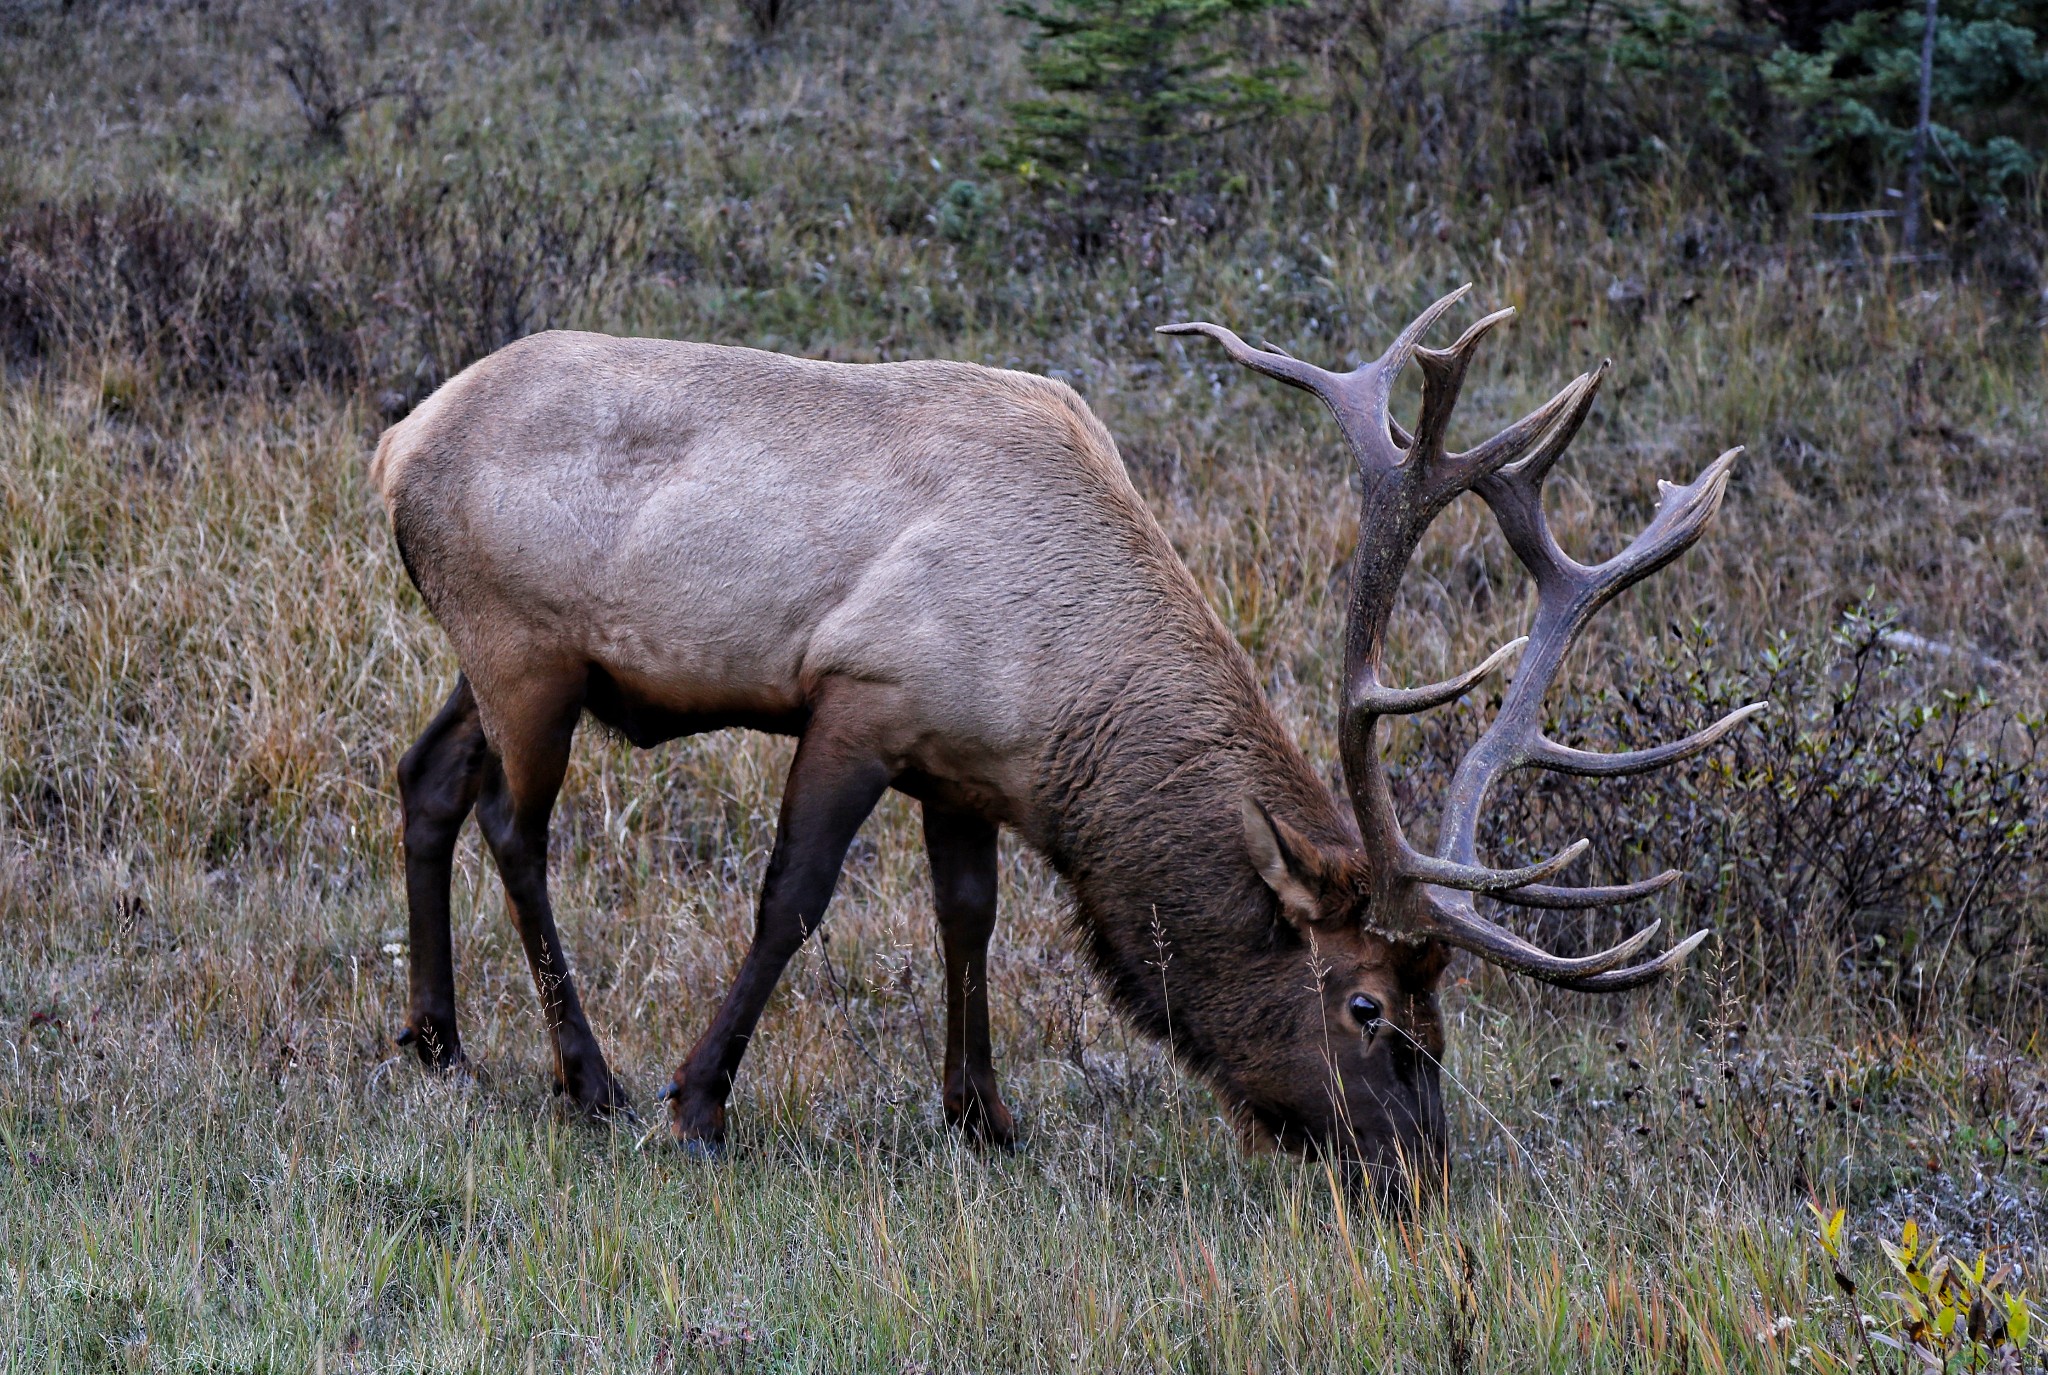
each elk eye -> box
[1347,993,1383,1027]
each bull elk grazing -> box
[372,285,1761,1183]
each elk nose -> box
[1387,1030,1422,1086]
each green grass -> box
[1,0,2044,1369]
[4,805,2043,1370]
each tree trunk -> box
[1901,0,1938,254]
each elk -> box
[372,286,1760,1182]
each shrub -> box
[997,0,1311,196]
[0,189,357,395]
[332,164,652,410]
[932,178,999,243]
[267,1,417,149]
[0,165,649,407]
[1401,608,2046,1011]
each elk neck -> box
[1029,622,1356,1078]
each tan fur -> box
[377,331,1251,842]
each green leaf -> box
[2005,1294,2031,1349]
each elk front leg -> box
[471,670,631,1115]
[664,685,893,1154]
[924,801,1015,1147]
[395,676,487,1070]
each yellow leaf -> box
[1810,1202,1846,1258]
[1901,1219,1919,1263]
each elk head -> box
[1161,288,1764,1189]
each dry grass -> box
[1,0,2044,1369]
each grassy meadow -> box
[1,0,2045,1369]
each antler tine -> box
[1482,445,1744,611]
[1377,283,1473,382]
[1527,701,1768,778]
[1155,321,1341,399]
[1404,892,1670,981]
[1591,447,1747,599]
[1349,636,1526,716]
[1499,360,1611,488]
[1449,362,1608,498]
[1402,837,1590,894]
[1543,928,1712,992]
[1493,868,1683,910]
[1411,306,1516,464]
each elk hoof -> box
[944,1080,1018,1149]
[966,1113,1020,1152]
[558,1074,635,1121]
[667,1092,727,1156]
[398,1018,463,1071]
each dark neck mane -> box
[1029,634,1353,1075]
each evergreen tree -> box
[1000,0,1308,193]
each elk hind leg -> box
[395,675,488,1070]
[925,802,1015,1147]
[472,668,631,1115]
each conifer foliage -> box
[999,0,1307,193]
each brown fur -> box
[376,330,1448,1178]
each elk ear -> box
[1241,798,1334,930]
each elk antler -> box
[1161,287,1764,991]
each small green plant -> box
[932,178,997,243]
[1812,1204,2039,1370]
[997,0,1309,194]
